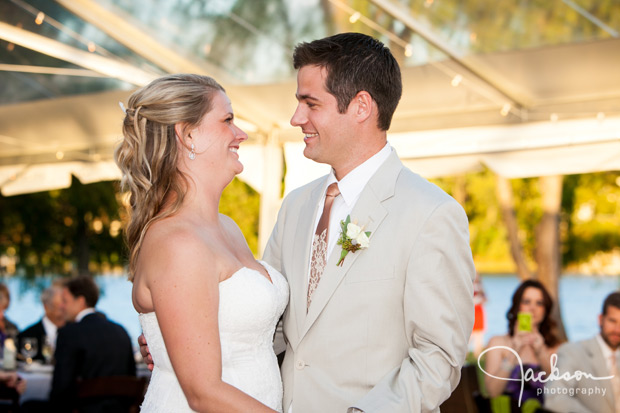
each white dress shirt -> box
[75,307,96,323]
[306,143,392,281]
[41,315,59,349]
[292,143,391,413]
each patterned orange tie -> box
[307,182,340,309]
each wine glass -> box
[41,337,53,364]
[21,337,38,364]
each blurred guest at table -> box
[0,283,18,352]
[0,371,26,411]
[545,291,620,413]
[50,276,135,412]
[0,371,26,393]
[483,279,561,406]
[18,285,65,363]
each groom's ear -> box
[352,91,373,124]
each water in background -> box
[3,273,619,351]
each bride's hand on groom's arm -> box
[138,333,154,371]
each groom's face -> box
[291,65,354,170]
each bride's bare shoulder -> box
[138,217,217,277]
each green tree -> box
[0,177,123,277]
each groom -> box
[263,33,475,412]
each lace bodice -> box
[139,260,288,412]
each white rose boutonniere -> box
[336,215,371,266]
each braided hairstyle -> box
[114,74,224,281]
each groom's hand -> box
[138,333,154,371]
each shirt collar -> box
[76,307,96,323]
[596,333,619,360]
[42,315,58,335]
[327,142,392,206]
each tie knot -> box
[326,182,340,198]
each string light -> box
[10,0,120,60]
[35,12,44,25]
[56,151,64,160]
[328,0,411,56]
[597,112,605,121]
[451,74,462,87]
[550,113,559,122]
[500,103,511,117]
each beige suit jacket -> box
[545,337,617,413]
[264,151,475,412]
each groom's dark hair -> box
[293,32,402,132]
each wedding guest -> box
[0,370,26,411]
[0,283,18,351]
[18,285,65,362]
[50,276,135,412]
[0,371,26,394]
[545,291,620,413]
[483,279,561,406]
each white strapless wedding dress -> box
[138,260,289,412]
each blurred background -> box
[1,0,619,348]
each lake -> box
[3,273,619,352]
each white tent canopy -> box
[1,0,619,250]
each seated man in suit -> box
[545,291,620,413]
[18,285,65,362]
[51,276,136,412]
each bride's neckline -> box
[138,263,277,317]
[221,261,273,285]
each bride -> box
[115,74,288,412]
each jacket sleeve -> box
[263,195,290,356]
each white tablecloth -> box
[18,363,53,403]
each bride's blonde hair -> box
[114,74,225,281]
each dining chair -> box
[72,375,147,413]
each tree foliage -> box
[0,175,261,277]
[432,169,620,273]
[0,177,123,277]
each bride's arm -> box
[141,229,277,413]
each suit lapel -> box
[289,181,325,342]
[584,337,614,411]
[300,151,403,340]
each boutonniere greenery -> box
[336,215,371,266]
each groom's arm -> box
[354,200,475,413]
